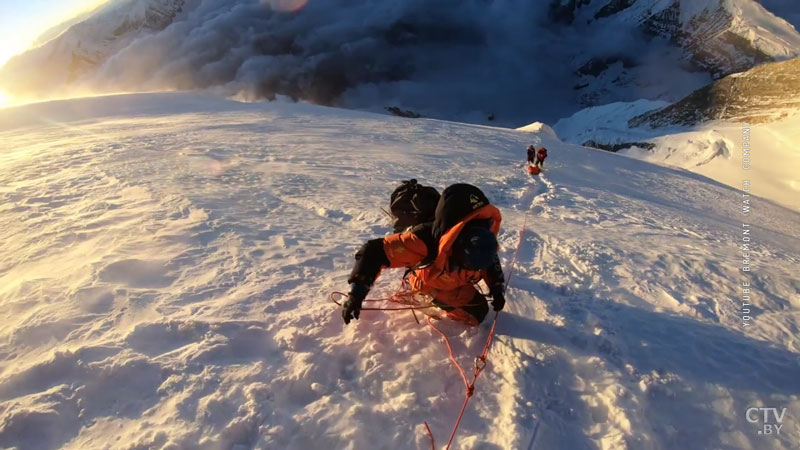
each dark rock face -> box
[549,0,594,24]
[630,57,800,127]
[386,106,423,118]
[641,1,681,37]
[677,5,773,77]
[582,140,656,152]
[557,0,798,92]
[642,1,774,78]
[577,57,636,77]
[595,0,637,19]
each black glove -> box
[490,284,505,311]
[342,283,369,324]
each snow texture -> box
[552,100,800,211]
[0,93,799,449]
[552,99,670,144]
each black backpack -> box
[389,179,441,232]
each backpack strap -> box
[408,222,438,268]
[399,222,438,280]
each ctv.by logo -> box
[746,407,786,435]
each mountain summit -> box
[558,0,800,106]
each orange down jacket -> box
[382,204,502,306]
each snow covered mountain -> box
[555,0,800,106]
[1,92,798,449]
[0,0,185,99]
[553,0,800,72]
[551,56,800,210]
[630,56,800,126]
[1,0,799,126]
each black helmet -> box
[452,226,498,270]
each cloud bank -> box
[3,0,762,125]
[84,0,583,124]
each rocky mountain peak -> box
[560,0,800,105]
[629,56,800,127]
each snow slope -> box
[552,101,800,211]
[620,118,800,211]
[552,100,671,145]
[1,93,799,449]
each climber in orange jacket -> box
[342,184,505,326]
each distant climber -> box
[526,145,537,165]
[535,147,548,168]
[342,183,505,326]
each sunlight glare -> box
[0,90,11,108]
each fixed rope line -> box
[329,279,434,324]
[329,292,434,311]
[425,210,530,449]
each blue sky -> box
[0,0,107,67]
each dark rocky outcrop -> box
[630,57,800,127]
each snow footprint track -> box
[513,172,556,216]
[530,173,556,213]
[481,171,559,448]
[493,171,633,449]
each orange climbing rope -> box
[423,211,528,449]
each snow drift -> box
[0,93,799,449]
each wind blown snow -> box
[0,93,799,449]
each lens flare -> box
[263,0,309,13]
[0,90,10,107]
